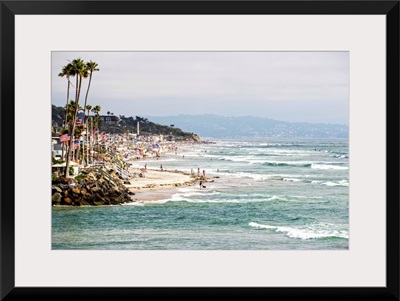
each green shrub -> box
[52,173,58,182]
[74,174,87,181]
[52,158,65,165]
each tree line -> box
[57,58,100,178]
[53,105,199,142]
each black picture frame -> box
[1,1,399,300]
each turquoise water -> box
[52,138,349,250]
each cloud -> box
[52,51,349,124]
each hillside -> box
[149,114,349,139]
[51,105,201,142]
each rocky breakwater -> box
[52,167,135,206]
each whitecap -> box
[249,222,349,240]
[321,180,349,187]
[164,194,286,204]
[283,178,302,182]
[311,163,348,170]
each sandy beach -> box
[124,167,199,201]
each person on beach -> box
[145,163,147,170]
[197,168,200,176]
[160,164,163,171]
[199,181,202,189]
[203,169,206,177]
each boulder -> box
[64,197,72,204]
[81,188,90,196]
[52,166,135,206]
[52,192,62,203]
[52,186,62,193]
[91,186,101,192]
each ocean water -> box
[52,138,349,250]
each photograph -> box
[51,51,349,250]
[3,0,398,300]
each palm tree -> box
[92,105,101,130]
[85,105,92,164]
[85,104,92,119]
[83,60,99,124]
[64,58,88,178]
[65,101,78,130]
[65,101,83,161]
[58,63,74,127]
[58,63,74,160]
[92,105,101,149]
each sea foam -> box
[249,222,349,240]
[311,164,348,170]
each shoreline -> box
[51,140,214,206]
[121,143,212,202]
[123,166,206,202]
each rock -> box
[64,197,72,204]
[59,184,69,190]
[52,186,62,193]
[79,200,90,206]
[52,165,136,206]
[52,192,62,203]
[91,186,101,192]
[66,178,75,185]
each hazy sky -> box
[52,51,349,124]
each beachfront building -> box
[99,115,119,125]
[52,137,63,160]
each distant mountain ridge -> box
[148,114,348,139]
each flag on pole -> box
[73,140,80,149]
[59,133,70,142]
[76,116,83,126]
